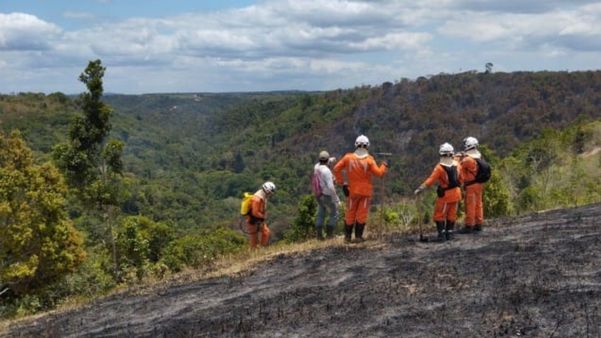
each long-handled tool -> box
[416,195,429,242]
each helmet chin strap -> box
[354,147,369,158]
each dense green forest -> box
[1,66,601,317]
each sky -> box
[1,0,601,94]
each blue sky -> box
[1,0,601,94]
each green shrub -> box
[483,170,513,217]
[283,195,317,243]
[116,215,174,279]
[62,248,116,297]
[161,227,245,272]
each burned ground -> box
[4,203,601,337]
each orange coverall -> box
[422,164,462,222]
[460,156,484,227]
[245,192,271,248]
[333,153,387,224]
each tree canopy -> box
[0,131,85,295]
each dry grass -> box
[149,235,377,290]
[0,196,481,331]
[0,235,370,331]
[0,204,447,331]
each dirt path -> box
[5,203,601,337]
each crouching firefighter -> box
[245,181,276,248]
[414,143,461,242]
[333,135,388,243]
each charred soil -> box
[5,203,601,337]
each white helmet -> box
[462,136,479,151]
[262,181,276,193]
[355,135,370,148]
[439,142,454,156]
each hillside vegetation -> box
[1,69,601,318]
[90,70,601,231]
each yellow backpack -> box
[240,192,253,216]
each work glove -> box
[382,160,390,167]
[414,184,426,195]
[343,184,350,197]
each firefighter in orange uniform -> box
[246,181,275,248]
[333,135,388,243]
[414,143,462,242]
[458,137,484,234]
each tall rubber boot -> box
[434,221,446,242]
[344,223,354,243]
[457,225,473,234]
[354,223,365,243]
[325,226,334,239]
[445,221,455,241]
[316,226,324,240]
[473,224,482,232]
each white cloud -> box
[349,32,432,51]
[177,29,259,55]
[448,0,600,13]
[2,0,601,93]
[0,13,61,51]
[43,1,432,65]
[308,58,369,73]
[269,0,392,26]
[439,5,601,51]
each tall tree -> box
[54,59,121,191]
[485,62,494,73]
[0,131,85,295]
[53,59,124,278]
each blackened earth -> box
[5,203,601,337]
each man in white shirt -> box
[314,150,341,239]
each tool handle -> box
[416,195,424,235]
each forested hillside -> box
[2,69,601,318]
[3,71,601,233]
[123,71,601,233]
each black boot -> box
[473,224,482,232]
[344,223,354,243]
[457,225,473,234]
[354,223,365,243]
[445,221,455,240]
[325,226,334,239]
[316,226,324,240]
[434,221,446,242]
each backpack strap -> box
[439,164,458,190]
